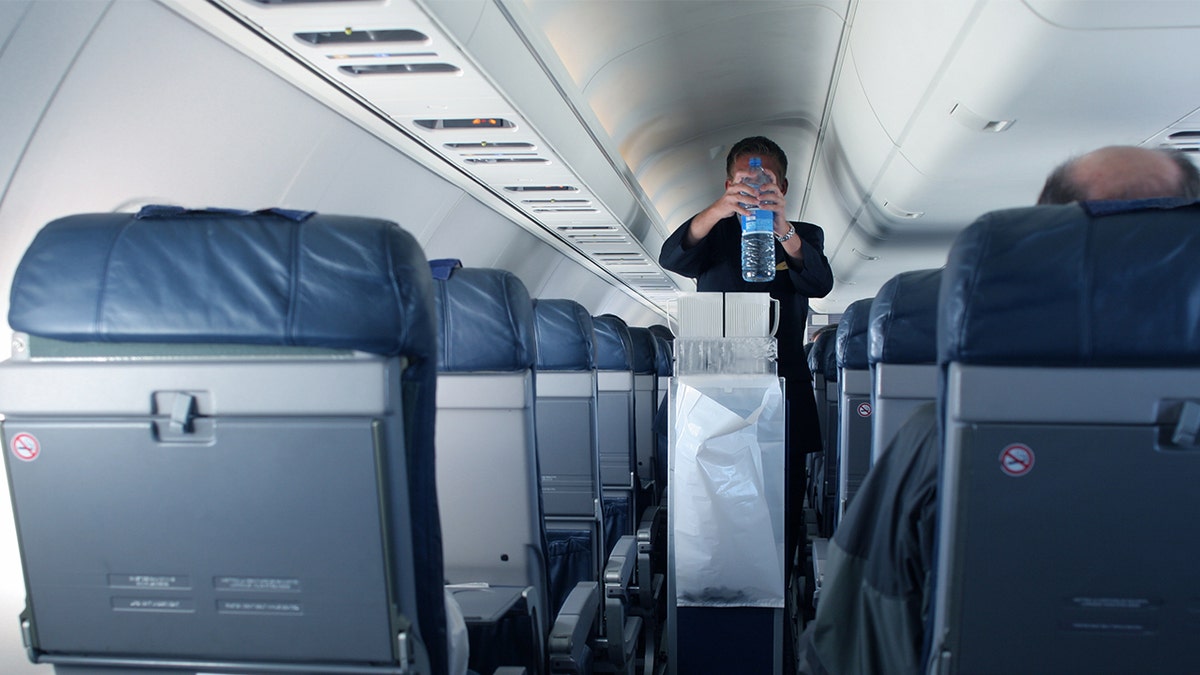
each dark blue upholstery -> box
[868,269,942,366]
[647,324,674,343]
[11,209,436,356]
[593,314,634,371]
[940,200,1200,366]
[654,336,673,377]
[429,257,462,280]
[592,313,635,555]
[7,207,447,675]
[533,299,596,371]
[545,530,594,616]
[433,267,536,372]
[627,326,658,375]
[808,329,838,381]
[531,297,598,617]
[836,298,873,370]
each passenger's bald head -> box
[1037,145,1200,205]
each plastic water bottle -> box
[739,157,776,282]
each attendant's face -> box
[726,154,789,195]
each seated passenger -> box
[796,145,1200,675]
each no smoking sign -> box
[10,433,40,462]
[999,443,1034,477]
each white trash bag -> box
[672,375,786,608]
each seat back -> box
[807,328,839,536]
[808,328,838,452]
[653,334,674,500]
[930,200,1200,674]
[834,298,873,526]
[868,268,941,463]
[627,326,661,507]
[647,324,675,344]
[591,314,637,555]
[532,298,603,614]
[432,266,549,630]
[653,333,674,405]
[0,208,445,674]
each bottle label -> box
[741,209,774,234]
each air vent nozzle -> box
[465,157,548,165]
[340,63,458,76]
[296,29,428,46]
[445,142,534,150]
[504,185,578,193]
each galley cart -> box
[667,294,786,675]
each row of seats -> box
[0,208,674,675]
[809,200,1200,671]
[805,268,941,537]
[928,199,1200,672]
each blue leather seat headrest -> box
[941,200,1200,366]
[654,336,673,377]
[648,324,675,343]
[532,298,596,371]
[869,268,942,366]
[808,328,838,381]
[8,209,436,359]
[626,326,658,375]
[836,298,873,370]
[429,258,463,281]
[434,266,535,372]
[592,314,633,372]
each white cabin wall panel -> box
[848,0,980,142]
[0,5,81,669]
[869,149,1031,233]
[421,192,530,266]
[0,1,108,218]
[881,1,1200,224]
[825,47,896,198]
[0,1,337,210]
[817,224,880,310]
[595,295,659,329]
[494,230,560,296]
[815,225,952,316]
[279,127,470,247]
[1023,0,1200,30]
[807,48,898,251]
[0,0,31,40]
[799,142,859,314]
[539,259,604,312]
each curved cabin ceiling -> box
[521,1,848,232]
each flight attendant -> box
[659,135,835,659]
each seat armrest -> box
[604,535,637,593]
[446,584,529,625]
[636,507,656,555]
[548,581,600,673]
[636,506,663,607]
[600,536,640,667]
[20,606,37,664]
